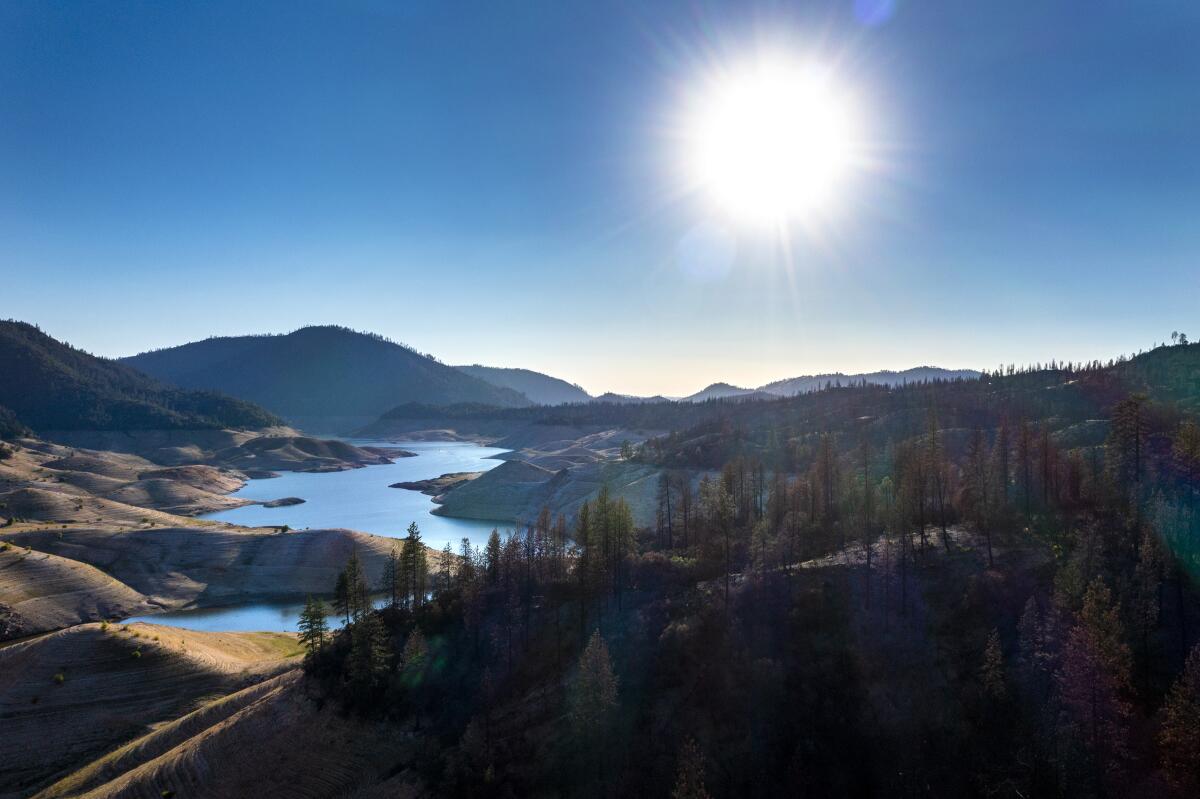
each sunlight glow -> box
[683,56,863,226]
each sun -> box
[684,56,862,226]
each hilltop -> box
[456,364,592,405]
[0,321,280,434]
[681,382,774,402]
[122,326,530,433]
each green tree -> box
[347,613,391,697]
[484,528,502,586]
[298,595,329,655]
[671,738,711,799]
[401,522,427,607]
[980,628,1006,700]
[334,571,351,626]
[1160,643,1200,792]
[570,630,618,739]
[401,628,430,730]
[342,548,369,621]
[383,545,401,609]
[441,541,454,594]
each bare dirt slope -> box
[0,547,157,640]
[3,526,404,608]
[37,672,418,799]
[0,622,301,797]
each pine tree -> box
[441,541,454,594]
[401,523,426,607]
[1159,643,1200,791]
[347,613,391,697]
[981,628,1006,700]
[383,545,401,609]
[342,548,368,621]
[965,427,993,566]
[993,421,1011,510]
[334,570,351,625]
[1018,596,1048,677]
[1134,529,1163,691]
[671,738,712,799]
[1078,577,1133,686]
[401,628,430,730]
[298,595,328,655]
[1060,577,1132,776]
[570,630,618,739]
[485,528,502,586]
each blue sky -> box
[3,1,1198,396]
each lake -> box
[124,439,511,633]
[202,439,513,552]
[124,595,391,633]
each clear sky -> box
[3,1,1199,396]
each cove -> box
[202,439,513,552]
[124,440,512,633]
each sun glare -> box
[684,57,862,226]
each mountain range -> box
[4,320,984,439]
[458,367,981,405]
[122,326,530,432]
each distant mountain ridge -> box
[455,364,591,405]
[0,320,280,433]
[671,368,981,404]
[682,383,773,403]
[758,366,981,396]
[122,326,530,432]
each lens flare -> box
[682,56,864,227]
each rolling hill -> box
[455,364,592,405]
[0,321,281,433]
[682,382,775,402]
[122,326,531,432]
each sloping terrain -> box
[122,326,530,431]
[39,667,415,791]
[0,487,184,526]
[0,622,301,797]
[34,670,417,799]
[0,547,158,640]
[2,526,406,610]
[681,382,769,402]
[0,320,280,434]
[456,364,591,405]
[210,435,392,472]
[433,457,659,526]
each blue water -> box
[124,440,512,633]
[202,439,512,552]
[124,596,391,633]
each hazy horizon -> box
[11,318,1167,399]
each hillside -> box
[682,382,774,402]
[0,623,300,796]
[0,321,281,433]
[122,326,530,432]
[455,364,591,405]
[759,365,981,396]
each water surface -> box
[128,440,512,632]
[203,439,512,552]
[124,596,388,633]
